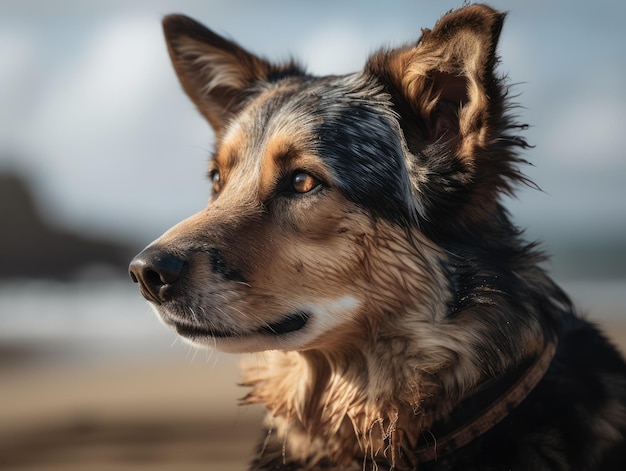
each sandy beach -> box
[1,353,264,471]
[2,319,626,470]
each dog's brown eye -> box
[210,169,221,193]
[292,172,321,194]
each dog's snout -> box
[129,247,185,304]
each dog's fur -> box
[129,4,626,470]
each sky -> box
[1,0,625,249]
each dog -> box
[129,4,626,469]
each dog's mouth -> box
[174,312,309,340]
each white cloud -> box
[10,15,211,239]
[26,17,165,152]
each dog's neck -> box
[241,327,550,468]
[241,345,429,467]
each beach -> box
[1,281,625,470]
[1,352,265,470]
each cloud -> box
[10,15,211,239]
[26,17,165,153]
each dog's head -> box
[130,5,531,355]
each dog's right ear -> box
[162,15,300,137]
[364,5,531,232]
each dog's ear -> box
[366,5,528,231]
[366,4,505,157]
[162,15,301,136]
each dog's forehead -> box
[218,74,384,165]
[215,73,415,224]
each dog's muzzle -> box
[129,247,185,305]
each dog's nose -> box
[129,247,185,304]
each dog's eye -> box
[209,169,221,193]
[291,171,321,194]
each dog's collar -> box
[414,341,557,463]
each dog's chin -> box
[171,312,311,353]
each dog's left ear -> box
[163,15,301,138]
[366,5,527,226]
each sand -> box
[2,320,625,470]
[1,355,264,470]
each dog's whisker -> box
[210,350,220,369]
[190,347,200,362]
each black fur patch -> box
[315,100,413,226]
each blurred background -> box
[1,0,625,469]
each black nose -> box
[129,247,185,304]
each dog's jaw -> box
[151,295,362,353]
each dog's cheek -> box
[249,198,370,299]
